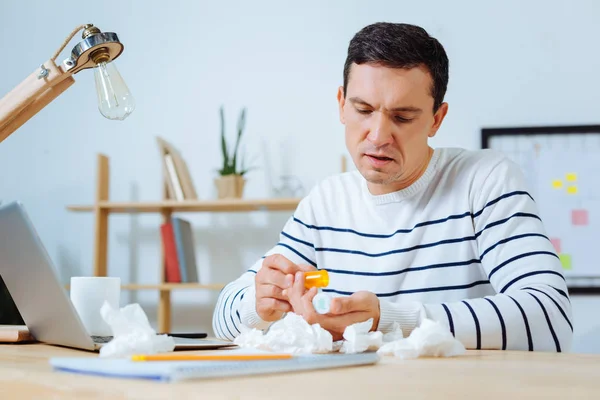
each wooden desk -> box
[0,344,598,399]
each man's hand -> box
[283,271,380,341]
[255,254,316,322]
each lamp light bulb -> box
[93,61,135,120]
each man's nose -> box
[366,112,394,146]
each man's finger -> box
[257,298,292,313]
[263,254,299,275]
[316,311,373,336]
[256,283,288,301]
[290,271,307,298]
[298,287,318,323]
[329,293,368,315]
[260,268,293,289]
[284,271,308,315]
[285,271,305,303]
[296,264,317,273]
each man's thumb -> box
[330,297,352,314]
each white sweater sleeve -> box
[212,195,317,340]
[422,157,573,351]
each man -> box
[213,22,573,351]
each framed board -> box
[481,125,600,293]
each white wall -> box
[1,0,599,352]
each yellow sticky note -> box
[567,186,578,195]
[566,173,577,182]
[559,254,572,270]
[552,180,563,189]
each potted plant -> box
[215,106,254,199]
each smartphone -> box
[165,332,208,339]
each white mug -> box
[70,276,121,336]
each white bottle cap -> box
[312,292,332,314]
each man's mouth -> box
[365,153,394,167]
[367,154,393,161]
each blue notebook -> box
[171,216,198,283]
[49,352,380,382]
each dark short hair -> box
[343,22,449,112]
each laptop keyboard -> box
[91,335,113,343]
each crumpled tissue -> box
[377,318,465,359]
[234,313,464,359]
[339,318,383,354]
[234,313,333,354]
[382,322,405,343]
[98,301,175,358]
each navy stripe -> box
[501,270,565,293]
[441,304,455,336]
[508,295,533,351]
[462,301,481,349]
[484,297,506,350]
[291,190,533,239]
[524,287,573,332]
[322,280,491,297]
[473,191,534,218]
[528,292,561,352]
[214,284,229,338]
[480,233,549,260]
[315,235,475,258]
[293,211,472,238]
[281,231,314,248]
[475,212,541,238]
[213,285,230,339]
[228,287,248,334]
[221,288,237,338]
[234,287,250,324]
[550,286,570,302]
[489,251,559,279]
[326,258,481,277]
[276,242,317,267]
[247,269,257,274]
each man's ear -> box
[428,102,448,138]
[337,86,346,124]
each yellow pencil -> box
[131,353,293,362]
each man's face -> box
[338,63,448,195]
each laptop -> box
[0,201,235,351]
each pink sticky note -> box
[550,238,561,253]
[572,209,589,226]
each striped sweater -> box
[212,147,573,352]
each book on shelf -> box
[160,222,181,283]
[159,217,198,283]
[156,136,198,201]
[172,216,198,283]
[164,154,184,201]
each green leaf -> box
[240,166,257,176]
[220,106,229,170]
[238,148,259,176]
[231,107,246,174]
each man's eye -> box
[357,109,372,115]
[394,116,413,123]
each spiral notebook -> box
[49,351,380,382]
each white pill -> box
[312,292,332,314]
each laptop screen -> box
[0,276,25,325]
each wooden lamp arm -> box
[0,23,127,144]
[0,61,75,143]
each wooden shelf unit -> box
[67,198,303,213]
[66,283,227,291]
[66,154,301,333]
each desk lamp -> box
[0,23,135,144]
